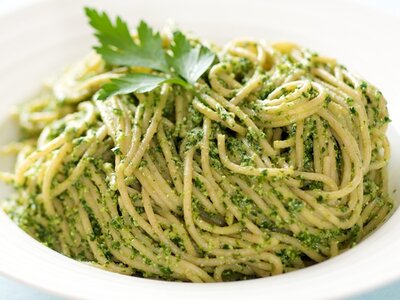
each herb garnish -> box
[84,7,215,100]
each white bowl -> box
[0,0,400,299]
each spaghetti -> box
[0,33,392,282]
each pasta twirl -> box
[0,32,392,282]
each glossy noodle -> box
[0,32,392,282]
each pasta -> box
[0,30,392,282]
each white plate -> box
[0,0,400,299]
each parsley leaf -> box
[167,32,215,84]
[97,73,189,100]
[84,8,216,99]
[85,7,168,72]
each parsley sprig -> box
[84,8,215,100]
